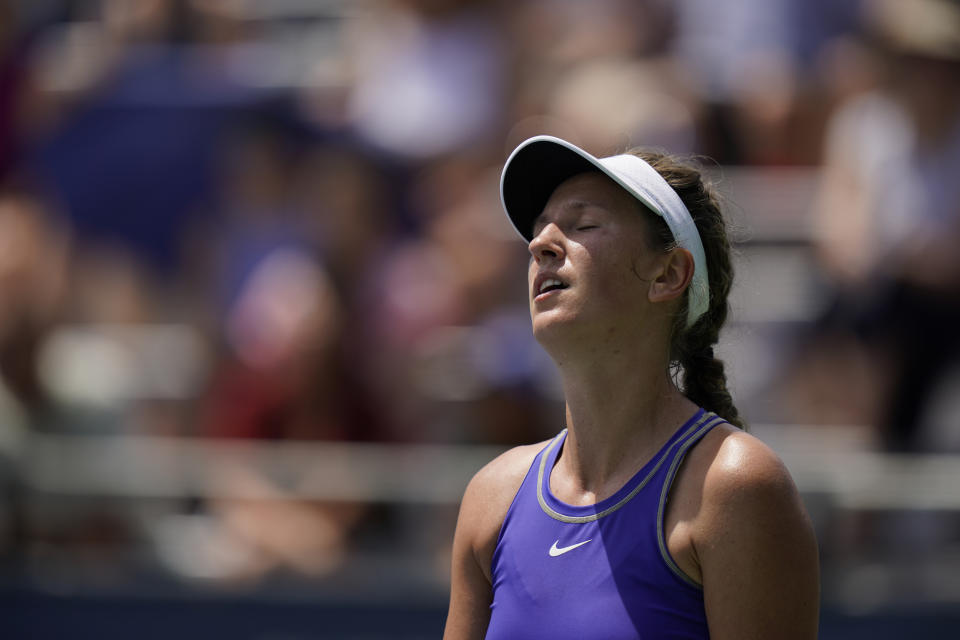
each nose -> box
[528,223,564,263]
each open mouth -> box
[537,278,569,297]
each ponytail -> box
[630,150,745,429]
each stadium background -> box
[1,0,959,637]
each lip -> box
[532,272,569,301]
[534,288,562,302]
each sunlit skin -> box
[526,172,699,499]
[527,173,678,362]
[444,172,820,640]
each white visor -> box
[500,135,709,327]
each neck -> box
[546,328,697,502]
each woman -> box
[444,136,819,639]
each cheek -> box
[596,251,655,306]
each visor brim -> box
[500,136,609,241]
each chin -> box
[531,311,579,347]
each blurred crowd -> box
[0,0,958,592]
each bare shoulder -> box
[445,440,553,639]
[675,424,810,540]
[466,440,548,504]
[693,425,796,494]
[457,438,553,580]
[678,424,820,639]
[670,424,809,554]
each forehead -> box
[536,171,644,223]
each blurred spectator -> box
[504,0,675,150]
[189,245,367,581]
[290,144,405,442]
[810,0,960,451]
[199,122,380,443]
[183,126,380,585]
[539,56,697,155]
[26,0,262,277]
[671,0,799,163]
[672,0,862,164]
[343,0,507,160]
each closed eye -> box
[576,225,598,231]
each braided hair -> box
[631,150,745,429]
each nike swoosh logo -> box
[549,539,592,557]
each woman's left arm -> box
[695,433,820,640]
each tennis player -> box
[444,136,819,639]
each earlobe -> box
[648,248,696,304]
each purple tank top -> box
[485,409,723,639]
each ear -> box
[648,248,695,304]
